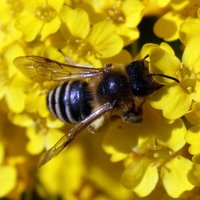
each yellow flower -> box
[82,0,144,45]
[144,38,200,119]
[185,126,200,189]
[185,102,200,125]
[186,126,200,156]
[154,0,200,41]
[0,124,17,198]
[142,0,172,16]
[0,166,17,198]
[58,6,124,67]
[103,102,188,197]
[0,44,29,113]
[0,1,22,51]
[2,0,200,199]
[180,17,200,44]
[37,141,133,200]
[15,0,64,41]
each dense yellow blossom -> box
[15,0,65,41]
[81,0,144,45]
[154,0,200,41]
[1,0,200,199]
[140,39,200,119]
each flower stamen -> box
[35,5,56,22]
[176,64,196,94]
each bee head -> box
[126,56,179,97]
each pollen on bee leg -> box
[87,115,107,133]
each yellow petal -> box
[38,94,49,118]
[149,47,180,84]
[157,118,186,152]
[150,85,192,119]
[141,42,175,59]
[0,166,17,198]
[9,113,34,127]
[133,163,158,197]
[122,0,144,27]
[188,163,200,186]
[156,0,171,7]
[161,156,194,198]
[16,14,43,42]
[26,127,45,154]
[180,19,200,44]
[121,157,158,197]
[41,17,61,40]
[153,11,182,41]
[182,35,200,74]
[117,26,139,45]
[59,6,90,39]
[38,145,85,196]
[185,102,200,125]
[6,87,26,113]
[47,0,64,12]
[87,21,123,58]
[186,126,200,155]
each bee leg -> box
[122,99,146,123]
[38,102,113,167]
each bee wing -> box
[14,56,105,82]
[38,103,113,167]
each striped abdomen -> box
[47,80,93,123]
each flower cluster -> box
[0,0,200,199]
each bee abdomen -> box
[47,80,93,123]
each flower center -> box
[176,64,196,94]
[63,38,93,61]
[106,4,125,24]
[181,0,200,18]
[7,0,23,16]
[35,5,56,22]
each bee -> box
[14,55,179,166]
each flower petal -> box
[180,19,200,44]
[161,156,194,198]
[59,6,90,39]
[186,126,200,155]
[121,157,158,197]
[185,102,200,125]
[150,85,192,119]
[41,17,61,40]
[16,14,43,42]
[6,87,26,113]
[153,11,182,41]
[0,166,17,198]
[182,35,200,74]
[149,47,180,84]
[87,21,123,58]
[26,127,45,155]
[47,0,64,12]
[157,118,186,152]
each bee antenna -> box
[148,73,180,83]
[143,54,149,60]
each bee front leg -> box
[122,99,146,123]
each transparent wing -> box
[38,103,113,167]
[14,56,105,82]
